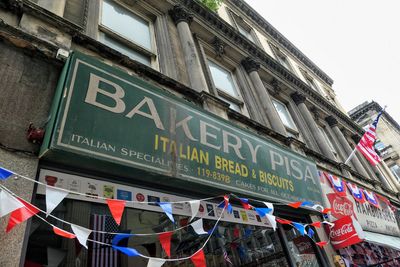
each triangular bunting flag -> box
[189,200,201,221]
[347,182,366,203]
[106,199,126,225]
[307,228,315,239]
[326,173,347,197]
[71,224,91,249]
[254,207,272,218]
[287,201,302,208]
[53,226,76,239]
[112,246,140,257]
[158,202,174,223]
[276,218,292,225]
[147,258,166,267]
[112,233,134,246]
[266,214,277,230]
[0,167,14,180]
[159,231,173,257]
[310,221,321,228]
[316,241,328,247]
[191,219,208,235]
[263,202,274,214]
[301,201,314,207]
[191,249,206,267]
[322,208,332,214]
[363,190,379,208]
[0,189,24,217]
[224,195,229,207]
[239,198,251,210]
[6,198,39,232]
[292,222,306,235]
[46,186,69,216]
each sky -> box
[244,0,400,122]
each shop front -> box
[20,52,330,266]
[319,171,400,266]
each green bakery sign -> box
[41,52,323,204]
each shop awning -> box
[364,231,400,250]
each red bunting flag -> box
[310,221,321,228]
[191,249,206,267]
[224,195,229,207]
[53,226,76,239]
[159,231,173,257]
[106,199,126,225]
[276,218,292,225]
[287,201,302,208]
[322,208,332,214]
[6,198,39,232]
[316,241,328,248]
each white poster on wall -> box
[37,169,273,228]
[319,171,400,236]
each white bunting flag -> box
[46,186,69,216]
[71,224,92,249]
[263,202,274,214]
[0,189,24,217]
[191,219,208,235]
[322,221,335,228]
[189,200,201,221]
[266,214,277,231]
[147,258,166,267]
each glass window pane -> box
[278,55,291,70]
[272,100,296,130]
[238,24,255,43]
[284,226,321,267]
[208,60,239,97]
[99,32,151,66]
[374,141,385,151]
[390,165,400,182]
[102,0,152,50]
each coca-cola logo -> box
[330,223,354,238]
[333,200,353,216]
[327,193,356,219]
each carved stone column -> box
[325,116,369,177]
[169,5,208,93]
[290,93,336,160]
[241,57,287,136]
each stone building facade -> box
[0,0,399,266]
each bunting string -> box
[0,182,334,265]
[0,184,223,236]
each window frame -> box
[226,8,260,45]
[318,124,338,159]
[268,42,293,72]
[98,0,158,68]
[206,57,247,114]
[390,164,400,182]
[272,98,298,135]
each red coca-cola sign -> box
[328,216,364,250]
[327,193,356,219]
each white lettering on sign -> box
[333,199,353,217]
[83,73,318,184]
[330,223,354,238]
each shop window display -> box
[25,198,291,267]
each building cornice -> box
[349,101,400,133]
[179,0,363,135]
[228,0,334,86]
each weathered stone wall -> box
[0,42,60,267]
